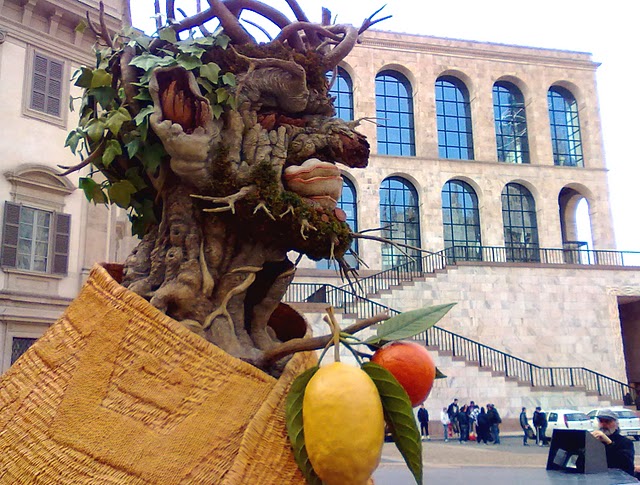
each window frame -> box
[441,180,482,261]
[436,76,474,160]
[548,86,584,167]
[501,183,540,263]
[22,46,69,128]
[375,70,416,157]
[493,81,530,164]
[328,66,354,122]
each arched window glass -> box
[493,82,529,163]
[441,180,482,261]
[436,76,474,160]
[328,67,354,121]
[379,177,421,269]
[548,86,583,167]
[375,70,415,156]
[317,177,359,269]
[501,183,540,262]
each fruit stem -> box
[341,341,364,365]
[326,307,341,362]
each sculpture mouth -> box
[283,158,343,210]
[153,68,212,134]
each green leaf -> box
[361,362,422,485]
[140,143,166,172]
[74,67,93,88]
[85,118,106,142]
[124,167,147,190]
[125,137,142,158]
[221,72,236,86]
[105,107,132,136]
[216,87,229,103]
[130,52,175,71]
[210,103,224,119]
[108,180,137,208]
[79,177,107,204]
[65,129,84,154]
[285,366,323,485]
[176,53,202,71]
[435,367,447,379]
[159,27,178,43]
[89,86,117,109]
[200,62,221,83]
[134,105,155,126]
[197,78,215,94]
[177,43,206,58]
[214,34,231,49]
[365,303,456,344]
[102,139,123,167]
[133,89,152,101]
[90,68,112,88]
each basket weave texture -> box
[0,264,314,484]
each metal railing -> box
[284,282,633,403]
[445,244,640,267]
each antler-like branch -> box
[206,0,254,44]
[85,1,113,48]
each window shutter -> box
[1,202,21,269]
[47,60,63,117]
[30,54,63,117]
[52,212,71,275]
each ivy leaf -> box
[176,53,202,71]
[134,106,155,126]
[64,129,84,154]
[159,27,178,43]
[216,87,229,103]
[177,43,206,58]
[361,362,422,485]
[124,167,147,190]
[79,177,107,204]
[102,139,123,167]
[435,367,447,379]
[221,72,236,86]
[215,34,231,49]
[85,118,106,142]
[90,68,112,88]
[200,62,221,83]
[210,103,224,119]
[133,89,152,101]
[125,137,142,158]
[105,107,132,136]
[140,143,166,172]
[74,67,93,88]
[285,366,323,485]
[130,52,173,71]
[89,86,117,109]
[197,78,215,94]
[365,303,456,344]
[108,180,137,208]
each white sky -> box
[130,0,640,252]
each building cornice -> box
[359,33,599,72]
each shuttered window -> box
[30,53,63,117]
[1,202,70,275]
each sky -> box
[130,0,640,253]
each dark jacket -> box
[447,402,459,419]
[519,411,529,430]
[417,407,429,424]
[487,407,501,425]
[456,411,470,427]
[605,429,635,476]
[533,410,547,428]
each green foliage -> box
[285,366,323,485]
[365,303,457,344]
[361,362,422,485]
[67,27,235,238]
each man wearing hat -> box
[590,408,635,476]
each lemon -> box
[303,362,384,485]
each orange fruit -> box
[371,341,436,407]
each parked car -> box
[545,409,592,438]
[587,407,640,441]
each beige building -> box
[0,0,131,372]
[1,3,638,415]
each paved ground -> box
[373,434,640,484]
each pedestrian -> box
[417,403,430,441]
[457,404,470,443]
[487,403,502,444]
[533,406,548,446]
[468,401,480,436]
[440,407,450,442]
[447,398,459,437]
[519,407,532,446]
[476,407,490,444]
[590,409,635,476]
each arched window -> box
[441,180,482,261]
[548,86,583,167]
[436,76,474,160]
[501,183,540,262]
[375,70,415,156]
[493,82,529,163]
[379,177,421,269]
[317,177,359,269]
[328,67,354,121]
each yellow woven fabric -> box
[0,264,314,484]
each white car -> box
[587,407,640,441]
[545,409,592,439]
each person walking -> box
[440,407,450,442]
[476,407,490,444]
[468,401,480,437]
[533,406,548,446]
[487,403,501,444]
[417,403,430,441]
[519,407,532,446]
